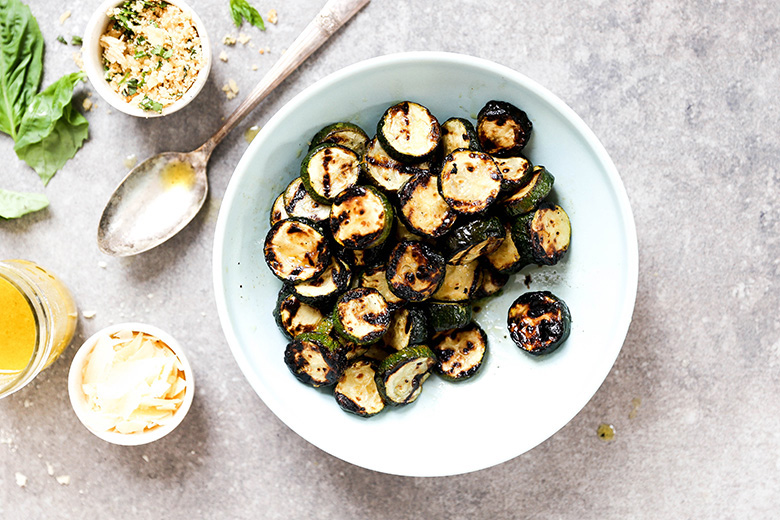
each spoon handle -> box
[198,0,371,157]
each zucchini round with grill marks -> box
[398,172,458,238]
[513,202,571,266]
[485,221,526,275]
[264,217,330,283]
[386,241,446,302]
[363,137,424,195]
[473,265,509,300]
[282,177,331,223]
[477,100,533,157]
[377,101,440,163]
[432,261,480,302]
[310,122,370,157]
[495,155,533,192]
[284,332,345,387]
[439,150,502,215]
[439,117,481,157]
[431,323,488,381]
[333,287,391,345]
[375,344,436,406]
[334,359,385,417]
[359,263,406,311]
[330,185,394,250]
[381,306,430,351]
[301,144,361,203]
[501,165,554,218]
[274,286,325,339]
[291,257,352,305]
[444,216,505,265]
[507,291,571,355]
[427,301,472,332]
[270,193,289,226]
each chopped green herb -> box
[117,71,131,85]
[71,35,82,46]
[136,35,146,44]
[122,78,139,97]
[134,50,149,59]
[56,35,67,44]
[152,45,172,59]
[229,0,265,30]
[139,96,163,113]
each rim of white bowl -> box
[68,322,195,446]
[212,51,639,475]
[81,0,212,118]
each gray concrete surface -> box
[1,0,778,518]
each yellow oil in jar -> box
[0,277,36,373]
[160,161,196,190]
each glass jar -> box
[0,260,78,399]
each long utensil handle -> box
[199,0,370,156]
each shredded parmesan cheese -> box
[80,330,187,435]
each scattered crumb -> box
[259,47,270,55]
[59,10,71,25]
[629,397,642,419]
[82,310,96,319]
[142,455,149,462]
[219,51,229,62]
[266,9,278,24]
[56,475,71,486]
[222,80,239,100]
[147,293,154,299]
[222,34,236,46]
[98,261,107,269]
[251,64,258,71]
[237,32,250,45]
[15,472,27,487]
[82,98,93,111]
[229,79,238,93]
[46,462,54,476]
[72,51,84,70]
[201,312,206,317]
[258,48,264,55]
[106,109,112,114]
[23,400,32,408]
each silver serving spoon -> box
[97,0,370,256]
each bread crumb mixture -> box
[100,1,204,112]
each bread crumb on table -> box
[267,9,278,24]
[251,64,258,71]
[59,10,71,25]
[238,32,250,45]
[222,34,236,46]
[15,473,27,487]
[72,51,84,70]
[219,50,229,62]
[56,475,71,486]
[82,98,93,111]
[222,80,239,100]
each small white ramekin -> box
[81,0,212,118]
[68,322,195,446]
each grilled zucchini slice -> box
[386,241,446,302]
[439,150,502,215]
[270,193,289,226]
[334,242,389,270]
[381,307,430,351]
[501,165,554,218]
[274,286,325,339]
[485,221,526,275]
[443,216,505,265]
[310,122,370,157]
[439,117,481,156]
[334,359,385,417]
[375,345,436,406]
[507,291,571,355]
[282,177,331,223]
[472,265,509,300]
[333,287,391,345]
[513,202,571,266]
[477,100,533,157]
[431,323,488,381]
[359,263,406,311]
[495,155,533,192]
[398,172,458,238]
[377,101,440,163]
[427,301,472,332]
[432,261,480,302]
[362,137,423,195]
[264,218,330,283]
[300,143,362,203]
[284,332,345,387]
[330,185,394,249]
[291,257,352,305]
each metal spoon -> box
[97,0,370,256]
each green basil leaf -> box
[14,71,89,185]
[0,188,48,219]
[0,0,44,139]
[229,0,265,30]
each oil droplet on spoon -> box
[160,161,196,190]
[244,125,261,143]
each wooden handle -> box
[199,0,371,156]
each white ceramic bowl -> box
[68,322,194,446]
[213,52,638,476]
[82,0,211,118]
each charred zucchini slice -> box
[300,143,361,203]
[427,301,472,332]
[274,286,325,339]
[443,216,505,265]
[329,185,394,249]
[359,263,406,311]
[485,221,526,275]
[501,165,554,218]
[362,137,423,195]
[381,307,430,351]
[472,265,509,300]
[264,218,330,283]
[310,122,370,157]
[377,101,440,163]
[477,100,533,157]
[334,359,385,417]
[431,323,488,381]
[282,177,331,223]
[432,261,480,302]
[495,155,533,192]
[513,202,571,266]
[394,216,424,242]
[292,257,352,305]
[375,345,436,406]
[439,150,502,215]
[439,117,481,156]
[284,332,345,387]
[333,287,391,345]
[386,241,446,302]
[398,172,458,238]
[334,242,389,270]
[507,291,571,355]
[270,193,290,226]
